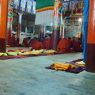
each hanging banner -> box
[36,0,54,12]
[27,0,33,13]
[78,1,84,9]
[32,0,36,14]
[69,0,84,13]
[20,0,27,11]
[7,2,13,30]
[27,0,32,12]
[8,0,13,21]
[13,0,20,9]
[27,0,36,14]
[13,0,36,14]
[70,0,77,10]
[62,2,68,11]
[53,0,62,28]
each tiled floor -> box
[0,53,95,95]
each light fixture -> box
[78,18,82,23]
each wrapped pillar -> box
[86,0,95,72]
[52,0,62,50]
[38,25,44,41]
[7,0,14,45]
[17,13,23,43]
[0,0,8,52]
[83,0,89,63]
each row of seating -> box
[8,36,82,53]
[22,37,82,53]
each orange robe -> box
[43,38,52,50]
[57,39,69,53]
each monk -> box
[10,34,16,47]
[31,41,43,50]
[43,36,52,50]
[57,38,69,53]
[22,37,31,47]
[73,38,83,52]
[29,38,43,50]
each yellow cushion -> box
[0,53,4,56]
[18,52,30,55]
[2,53,8,56]
[7,52,18,56]
[45,50,56,54]
[30,50,43,55]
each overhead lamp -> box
[78,18,82,23]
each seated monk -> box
[31,40,43,50]
[10,34,16,47]
[7,29,11,45]
[73,38,82,52]
[43,36,52,50]
[22,37,29,47]
[57,38,69,53]
[29,38,38,47]
[22,37,31,47]
[67,37,74,52]
[15,38,20,47]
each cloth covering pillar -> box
[52,0,62,50]
[0,0,8,52]
[86,0,95,72]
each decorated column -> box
[86,0,95,72]
[0,0,8,52]
[38,25,44,41]
[52,0,62,50]
[7,0,14,45]
[18,12,23,41]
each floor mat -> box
[46,59,85,74]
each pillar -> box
[7,0,13,45]
[0,0,8,52]
[17,13,23,40]
[86,0,95,72]
[52,0,62,50]
[38,25,44,41]
[83,0,89,63]
[60,8,64,39]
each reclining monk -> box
[57,38,70,53]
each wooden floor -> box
[0,53,95,95]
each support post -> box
[52,0,62,50]
[86,0,95,72]
[7,0,13,45]
[17,13,23,41]
[83,0,89,63]
[0,0,8,52]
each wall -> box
[64,24,82,38]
